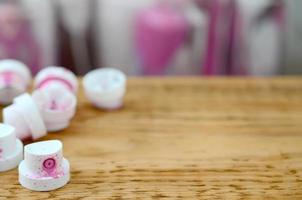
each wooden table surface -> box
[1,77,302,199]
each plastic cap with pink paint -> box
[0,59,31,105]
[0,123,23,172]
[33,67,78,132]
[32,85,77,132]
[3,91,77,141]
[19,140,70,191]
[3,93,47,141]
[3,67,78,140]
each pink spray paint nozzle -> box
[32,85,77,132]
[0,59,32,105]
[19,140,70,191]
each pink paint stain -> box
[50,100,58,110]
[43,158,56,172]
[0,71,27,92]
[28,171,64,179]
[37,76,74,92]
[0,71,20,86]
[39,157,64,179]
[3,72,14,85]
[46,99,70,111]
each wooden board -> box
[1,77,302,199]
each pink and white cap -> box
[0,124,23,172]
[19,140,70,191]
[32,85,77,132]
[34,67,78,94]
[0,59,32,105]
[83,68,127,110]
[3,93,47,141]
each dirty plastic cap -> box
[0,124,23,172]
[32,85,77,132]
[19,140,70,191]
[0,59,31,105]
[83,68,127,110]
[34,67,78,94]
[3,93,47,141]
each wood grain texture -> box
[1,77,302,199]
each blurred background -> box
[0,0,301,76]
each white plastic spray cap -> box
[19,140,70,191]
[83,68,127,110]
[0,123,23,172]
[32,85,77,132]
[0,59,31,105]
[3,93,47,141]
